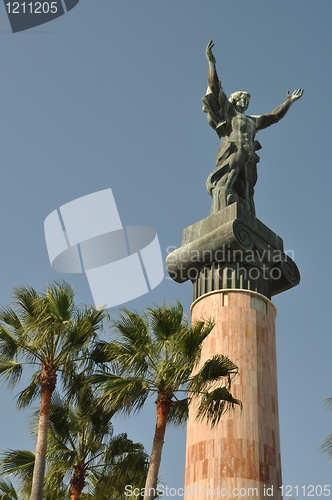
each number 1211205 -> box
[280,485,330,497]
[6,2,58,14]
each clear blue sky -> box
[0,1,331,497]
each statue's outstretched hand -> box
[205,40,216,64]
[286,89,304,102]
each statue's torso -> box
[227,113,256,150]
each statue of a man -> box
[203,40,303,215]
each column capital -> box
[166,201,300,298]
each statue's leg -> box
[224,168,239,190]
[245,156,258,215]
[224,149,247,191]
[223,148,248,207]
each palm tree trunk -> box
[143,395,172,500]
[70,464,86,500]
[30,362,56,500]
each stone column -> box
[166,201,300,500]
[186,290,280,499]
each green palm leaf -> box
[0,478,19,500]
[320,398,332,461]
[189,354,239,393]
[16,372,41,409]
[0,449,35,490]
[320,434,332,461]
[178,319,214,361]
[92,373,149,414]
[166,398,189,426]
[196,387,242,427]
[0,360,22,389]
[0,325,18,359]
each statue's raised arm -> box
[205,40,220,97]
[203,40,236,133]
[255,88,304,131]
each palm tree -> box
[0,282,107,500]
[0,394,148,500]
[45,393,148,499]
[320,397,332,461]
[91,302,242,500]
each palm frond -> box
[0,478,19,500]
[195,387,242,427]
[179,319,214,362]
[43,458,70,499]
[62,312,103,351]
[0,305,24,332]
[112,309,150,346]
[0,360,22,389]
[49,400,71,440]
[45,281,75,323]
[0,449,35,483]
[320,434,332,461]
[63,371,97,410]
[166,398,189,426]
[91,372,149,414]
[151,360,191,401]
[321,397,332,462]
[323,398,332,410]
[100,339,150,377]
[75,306,107,333]
[147,301,186,341]
[16,372,41,409]
[103,433,143,463]
[89,341,110,366]
[189,354,239,393]
[0,325,18,359]
[11,285,39,325]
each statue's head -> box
[229,91,251,112]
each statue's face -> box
[235,93,250,112]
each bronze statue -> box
[203,40,303,215]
